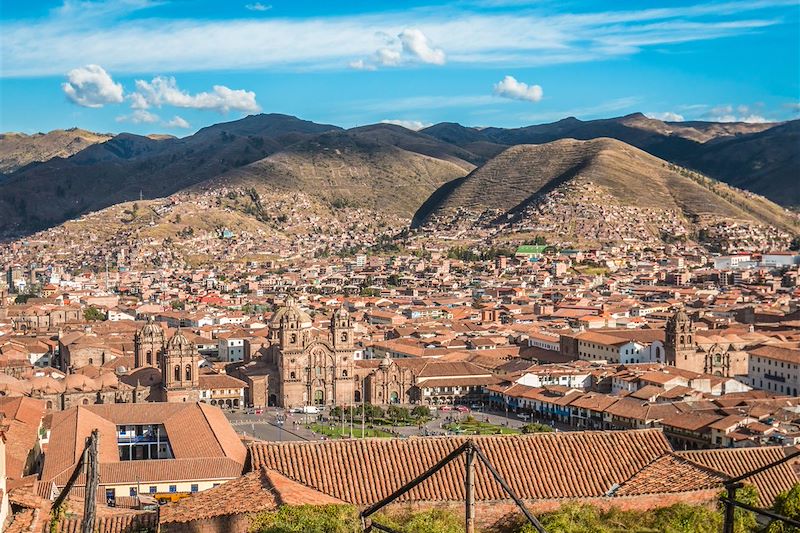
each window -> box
[130,487,137,497]
[185,364,192,381]
[169,485,177,493]
[213,483,220,488]
[146,351,152,365]
[174,365,180,381]
[342,369,348,377]
[290,371,296,379]
[105,489,115,503]
[190,484,199,493]
[149,486,157,494]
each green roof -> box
[515,245,547,255]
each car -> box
[455,405,470,413]
[517,413,531,420]
[439,406,453,412]
[470,403,483,410]
[254,408,263,415]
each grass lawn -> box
[307,423,393,439]
[444,419,520,435]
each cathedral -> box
[664,308,750,377]
[262,297,357,407]
[133,318,200,403]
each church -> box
[664,308,754,378]
[261,296,357,407]
[133,318,201,403]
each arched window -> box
[290,333,297,343]
[88,358,93,365]
[185,365,192,381]
[354,390,361,403]
[82,398,89,405]
[146,351,152,365]
[290,371,296,379]
[174,365,180,382]
[342,369,348,378]
[46,400,53,409]
[679,335,685,345]
[341,332,347,342]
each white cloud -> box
[129,92,150,110]
[398,29,446,65]
[705,104,769,123]
[646,111,685,121]
[348,59,376,71]
[166,115,191,128]
[245,2,271,11]
[62,64,124,107]
[3,1,793,76]
[380,119,433,130]
[116,109,160,124]
[355,28,445,70]
[132,76,260,113]
[493,75,543,102]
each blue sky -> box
[1,0,798,135]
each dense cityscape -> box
[2,0,799,531]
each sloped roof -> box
[41,403,246,487]
[676,447,799,506]
[250,430,673,504]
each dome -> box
[0,375,31,396]
[138,317,165,340]
[270,296,313,328]
[96,372,120,389]
[64,373,99,392]
[166,330,192,350]
[29,376,66,394]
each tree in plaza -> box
[411,406,431,419]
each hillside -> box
[422,114,796,207]
[0,114,341,237]
[0,128,113,173]
[204,130,470,218]
[413,138,797,245]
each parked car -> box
[290,405,321,414]
[439,406,453,412]
[455,405,470,413]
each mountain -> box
[0,128,113,173]
[0,114,341,236]
[421,114,796,207]
[413,138,796,245]
[202,129,470,218]
[674,121,800,207]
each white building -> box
[218,332,246,362]
[747,345,800,397]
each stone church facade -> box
[665,309,750,377]
[133,319,200,403]
[263,297,356,407]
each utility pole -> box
[82,429,100,533]
[465,443,476,533]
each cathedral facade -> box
[263,297,357,408]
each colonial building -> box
[263,297,356,407]
[133,320,201,403]
[665,309,751,377]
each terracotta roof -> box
[615,453,726,496]
[677,447,800,506]
[0,397,45,479]
[250,430,674,504]
[159,467,344,524]
[41,403,246,488]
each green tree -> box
[249,504,360,533]
[718,484,759,533]
[767,483,800,532]
[83,307,105,321]
[375,509,463,533]
[521,422,554,434]
[14,294,34,304]
[386,405,409,423]
[411,406,431,419]
[171,300,185,310]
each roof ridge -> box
[665,451,732,481]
